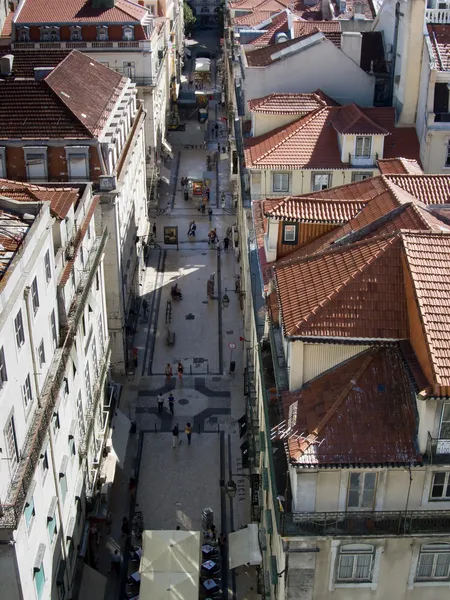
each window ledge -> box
[335,582,374,589]
[412,581,450,588]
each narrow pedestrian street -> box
[96,30,260,600]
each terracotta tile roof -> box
[1,11,13,37]
[274,234,408,339]
[45,50,126,137]
[427,24,450,72]
[247,11,292,47]
[263,196,366,222]
[244,107,421,169]
[244,108,345,169]
[293,20,341,47]
[402,232,450,391]
[331,104,389,135]
[245,30,325,67]
[0,179,82,219]
[0,207,32,282]
[232,9,275,25]
[248,91,328,114]
[0,48,71,77]
[384,174,450,205]
[281,348,420,466]
[303,176,388,201]
[377,158,423,175]
[15,0,148,24]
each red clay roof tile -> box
[427,24,450,71]
[331,104,389,135]
[15,0,148,24]
[377,158,423,175]
[248,91,328,114]
[0,179,81,219]
[245,29,326,67]
[281,348,420,466]
[263,196,366,222]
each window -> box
[50,28,60,41]
[0,147,5,178]
[98,313,104,353]
[5,415,19,472]
[446,141,450,168]
[69,431,76,456]
[352,172,373,182]
[81,314,86,337]
[85,364,92,405]
[122,61,135,78]
[44,250,51,282]
[122,25,135,41]
[337,544,374,582]
[50,310,58,349]
[92,338,98,376]
[77,392,85,440]
[312,173,331,191]
[439,403,450,439]
[272,173,289,193]
[0,346,7,388]
[22,374,33,409]
[347,472,377,510]
[41,446,49,479]
[430,472,450,500]
[52,411,60,436]
[31,276,40,313]
[283,223,298,245]
[24,147,47,181]
[59,457,68,504]
[17,26,30,42]
[14,309,25,348]
[70,26,82,41]
[63,377,69,397]
[38,340,46,368]
[34,546,46,600]
[47,498,57,543]
[24,483,36,530]
[97,25,108,41]
[65,147,89,181]
[355,136,372,158]
[416,544,450,581]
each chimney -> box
[34,67,54,81]
[340,32,362,67]
[0,54,14,76]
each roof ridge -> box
[251,107,327,164]
[333,103,390,135]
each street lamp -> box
[222,293,230,308]
[221,474,253,499]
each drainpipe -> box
[388,2,401,107]
[23,287,42,409]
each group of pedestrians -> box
[171,422,193,447]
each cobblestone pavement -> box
[98,57,260,599]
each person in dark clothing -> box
[121,517,130,537]
[223,236,230,251]
[152,222,157,237]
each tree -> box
[183,1,196,32]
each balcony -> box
[109,67,156,87]
[426,8,450,23]
[349,154,378,167]
[426,433,450,465]
[11,40,151,51]
[281,510,450,537]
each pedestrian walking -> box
[172,424,181,447]
[142,298,149,317]
[166,202,172,216]
[185,422,192,444]
[208,207,213,222]
[217,143,220,153]
[206,187,210,201]
[222,146,226,154]
[223,236,230,251]
[165,363,173,382]
[168,393,175,415]
[177,361,184,381]
[152,222,157,237]
[157,393,164,413]
[221,192,226,209]
[121,516,130,537]
[188,221,196,236]
[132,347,138,368]
[201,202,206,214]
[109,550,121,575]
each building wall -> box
[275,221,338,259]
[243,39,375,115]
[288,340,369,390]
[252,113,303,137]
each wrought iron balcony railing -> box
[348,153,378,167]
[426,432,450,465]
[0,228,108,530]
[281,510,450,537]
[109,67,156,87]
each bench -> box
[166,328,176,346]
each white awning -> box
[161,138,173,158]
[79,564,107,600]
[228,524,262,569]
[110,409,130,467]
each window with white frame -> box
[31,276,40,313]
[347,472,377,510]
[430,472,450,500]
[14,309,25,348]
[272,172,289,193]
[85,364,92,405]
[97,25,108,41]
[47,498,57,543]
[122,25,134,41]
[123,61,136,78]
[355,137,372,157]
[416,544,450,581]
[0,147,5,178]
[22,374,33,409]
[49,27,60,41]
[34,545,46,600]
[283,223,298,245]
[98,312,104,353]
[24,482,36,530]
[52,410,60,436]
[44,249,51,282]
[38,339,46,368]
[17,26,30,42]
[59,457,68,503]
[0,346,7,388]
[5,415,19,472]
[24,147,47,181]
[65,147,89,181]
[439,403,450,439]
[352,172,373,182]
[312,173,331,191]
[92,338,98,376]
[70,26,82,41]
[446,141,450,168]
[337,544,374,583]
[41,445,49,479]
[50,309,58,349]
[77,391,85,440]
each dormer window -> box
[70,26,82,42]
[122,25,134,41]
[97,26,108,41]
[40,26,60,42]
[17,26,30,42]
[355,136,372,158]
